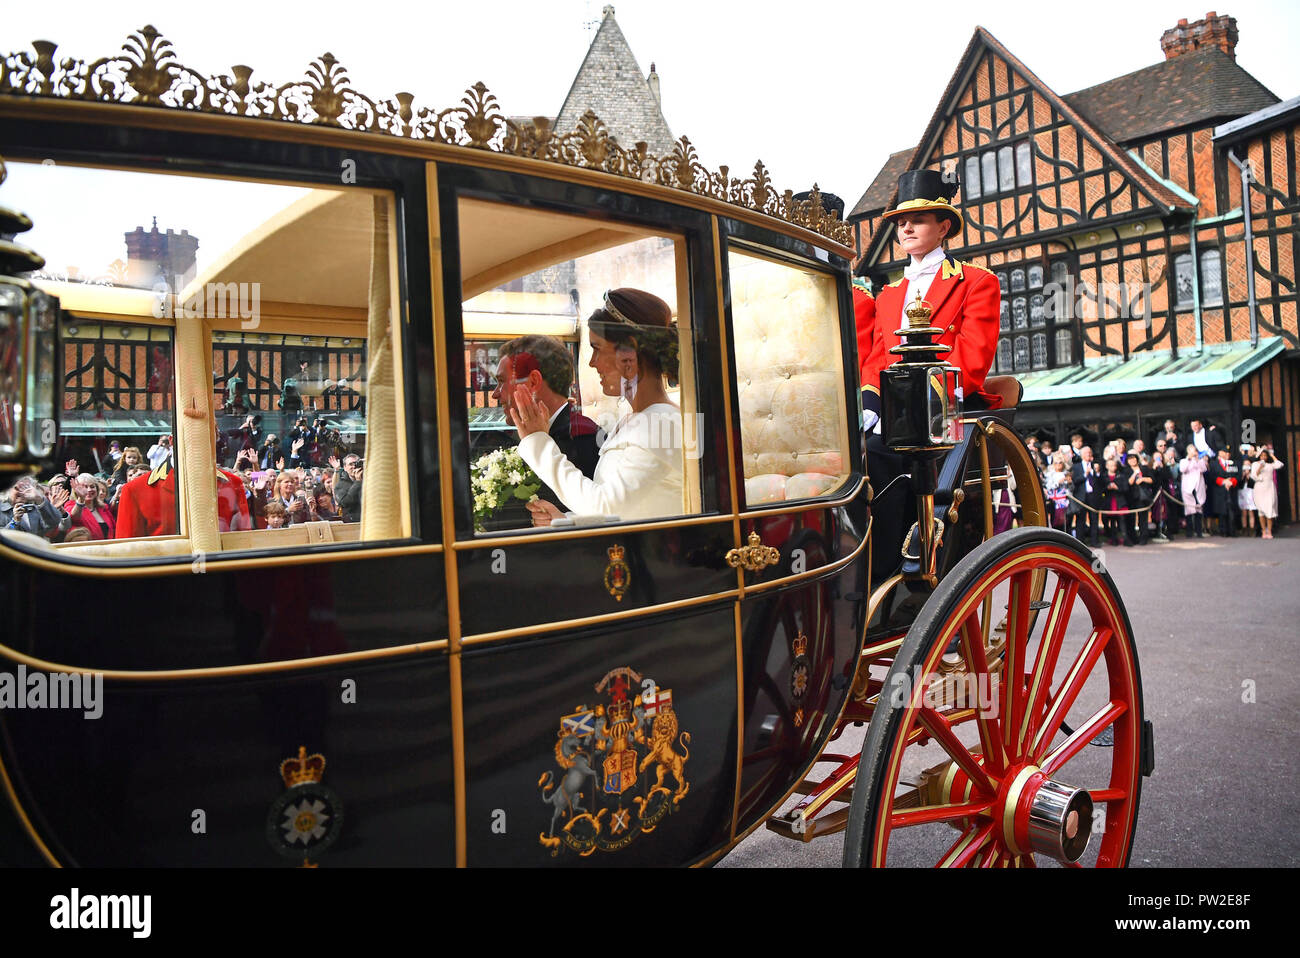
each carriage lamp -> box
[0,159,60,463]
[881,292,964,454]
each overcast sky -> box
[4,0,1298,213]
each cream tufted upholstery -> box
[729,251,849,504]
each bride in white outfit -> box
[513,288,683,524]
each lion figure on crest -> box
[637,710,690,802]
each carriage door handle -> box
[726,532,781,572]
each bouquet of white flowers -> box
[470,446,542,532]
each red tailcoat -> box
[852,285,876,386]
[115,463,251,538]
[858,256,1003,408]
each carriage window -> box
[455,198,700,534]
[729,248,850,507]
[3,159,406,558]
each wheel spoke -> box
[959,614,1007,774]
[1030,627,1112,763]
[1001,570,1033,758]
[917,706,997,796]
[938,822,994,868]
[976,842,1001,867]
[1041,701,1127,777]
[1016,579,1078,759]
[890,798,993,829]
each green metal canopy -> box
[1016,338,1284,404]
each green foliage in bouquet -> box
[471,446,541,532]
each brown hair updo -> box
[588,288,679,382]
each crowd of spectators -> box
[1022,418,1286,546]
[2,413,364,542]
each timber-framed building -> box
[851,12,1299,522]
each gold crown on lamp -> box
[792,632,808,657]
[904,292,934,327]
[280,746,326,788]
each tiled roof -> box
[554,8,675,156]
[848,149,914,220]
[1065,48,1279,144]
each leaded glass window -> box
[1055,328,1073,365]
[1200,249,1223,306]
[1031,332,1048,370]
[998,146,1015,192]
[1013,335,1030,372]
[1016,141,1033,187]
[965,156,982,200]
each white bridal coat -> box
[518,402,684,521]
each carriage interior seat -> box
[730,258,850,506]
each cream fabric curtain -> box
[359,195,400,540]
[176,315,221,554]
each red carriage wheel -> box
[843,527,1151,868]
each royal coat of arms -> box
[538,666,691,856]
[265,746,343,867]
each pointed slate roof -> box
[554,6,675,156]
[1064,47,1278,145]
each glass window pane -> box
[1013,335,1030,372]
[456,198,699,531]
[1174,254,1194,307]
[998,338,1012,372]
[998,146,1015,192]
[999,298,1010,331]
[982,152,998,195]
[1013,298,1028,329]
[1051,260,1069,287]
[731,249,849,505]
[1200,250,1223,305]
[1011,268,1026,292]
[1031,332,1048,370]
[964,156,981,200]
[1055,328,1073,365]
[1028,264,1044,288]
[8,161,406,553]
[1016,141,1033,187]
[1030,294,1045,327]
[54,319,178,540]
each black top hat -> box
[793,189,846,220]
[882,168,963,233]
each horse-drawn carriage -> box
[0,26,1150,867]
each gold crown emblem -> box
[280,746,326,788]
[792,632,808,658]
[904,293,933,327]
[607,544,625,562]
[609,700,632,724]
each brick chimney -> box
[1161,12,1239,60]
[123,216,199,290]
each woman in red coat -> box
[64,472,117,540]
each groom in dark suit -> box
[489,335,599,525]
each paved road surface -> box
[719,525,1300,867]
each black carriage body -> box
[0,102,869,866]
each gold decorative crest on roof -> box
[0,26,853,247]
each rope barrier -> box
[1057,487,1190,517]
